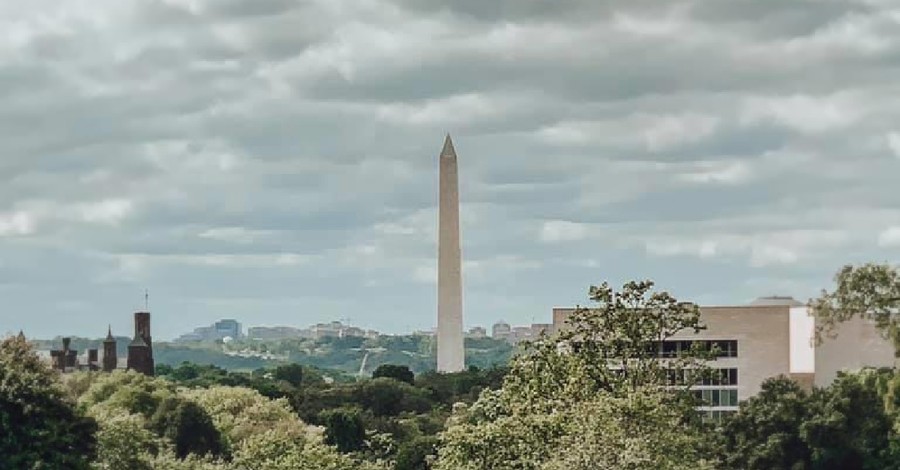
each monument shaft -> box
[437,136,464,373]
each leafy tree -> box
[395,436,439,470]
[320,407,366,453]
[184,386,298,452]
[0,336,98,469]
[499,280,709,412]
[416,367,507,408]
[272,363,305,388]
[90,406,158,470]
[436,404,566,470]
[543,391,715,470]
[803,374,895,469]
[373,364,415,385]
[435,280,715,469]
[150,397,225,459]
[183,386,383,468]
[813,263,900,353]
[719,377,813,469]
[231,426,380,470]
[79,370,177,419]
[720,374,898,470]
[354,378,431,417]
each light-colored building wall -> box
[814,315,896,387]
[682,306,791,402]
[553,301,898,404]
[552,304,793,403]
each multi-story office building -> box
[214,319,242,340]
[466,327,487,339]
[552,296,895,420]
[177,319,243,342]
[492,321,511,341]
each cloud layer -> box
[2,0,899,339]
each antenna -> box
[144,289,149,311]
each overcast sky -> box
[2,0,900,340]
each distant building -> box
[341,326,366,338]
[531,323,552,337]
[245,322,378,341]
[177,319,243,342]
[312,321,343,339]
[510,326,533,343]
[50,337,80,372]
[127,311,154,376]
[492,321,511,341]
[214,319,242,339]
[247,326,312,340]
[466,326,487,339]
[103,326,117,372]
[41,311,153,376]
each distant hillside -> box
[30,335,516,374]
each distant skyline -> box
[2,0,900,340]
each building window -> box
[700,368,738,386]
[693,388,738,407]
[662,341,679,358]
[701,409,737,423]
[653,340,738,358]
[714,340,738,358]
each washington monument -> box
[437,135,465,373]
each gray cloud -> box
[2,0,899,339]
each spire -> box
[16,330,25,341]
[106,325,114,341]
[441,134,456,159]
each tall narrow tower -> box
[103,326,118,372]
[127,311,155,376]
[437,135,465,373]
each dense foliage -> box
[0,336,98,470]
[435,280,717,470]
[154,361,507,466]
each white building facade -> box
[552,296,896,420]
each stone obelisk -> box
[437,135,465,373]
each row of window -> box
[693,388,739,407]
[665,368,738,386]
[652,340,739,358]
[700,409,737,423]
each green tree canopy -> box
[320,407,366,453]
[272,363,305,388]
[150,397,225,459]
[719,374,898,470]
[0,336,98,470]
[372,364,415,385]
[435,280,715,469]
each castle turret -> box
[103,326,118,372]
[87,349,99,371]
[50,337,78,371]
[127,312,154,376]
